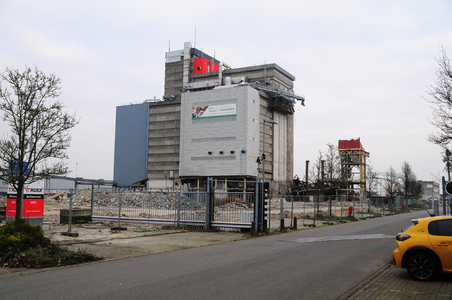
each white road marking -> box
[282,234,395,243]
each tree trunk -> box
[14,181,24,231]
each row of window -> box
[191,136,236,143]
[148,162,179,166]
[149,137,179,141]
[150,120,180,125]
[152,170,177,174]
[148,153,179,157]
[191,156,236,161]
[149,112,179,117]
[192,116,237,123]
[150,129,180,133]
[149,145,178,150]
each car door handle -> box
[436,243,449,247]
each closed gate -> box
[91,178,266,231]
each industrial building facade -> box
[114,42,304,191]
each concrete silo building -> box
[114,42,304,192]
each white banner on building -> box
[165,50,184,63]
[192,104,236,119]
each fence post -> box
[206,182,210,231]
[148,191,151,226]
[68,194,73,233]
[91,183,94,217]
[254,181,259,233]
[303,197,305,227]
[111,190,127,231]
[205,177,214,231]
[177,190,181,227]
[118,191,122,228]
[328,196,331,222]
[328,195,332,217]
[280,198,284,230]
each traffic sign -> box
[446,181,452,194]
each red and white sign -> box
[7,187,44,218]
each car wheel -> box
[406,254,438,281]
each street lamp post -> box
[262,119,277,232]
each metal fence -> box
[91,188,255,230]
[267,195,430,230]
[92,190,206,228]
[2,182,444,231]
[211,189,254,228]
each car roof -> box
[416,215,452,223]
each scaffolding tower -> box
[338,138,369,202]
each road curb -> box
[55,230,185,246]
[335,262,392,300]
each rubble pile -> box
[108,192,205,210]
[216,202,250,210]
[47,189,204,210]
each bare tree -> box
[426,47,452,151]
[309,144,342,215]
[324,143,341,189]
[309,150,324,191]
[0,66,78,230]
[385,165,400,199]
[310,143,341,191]
[366,164,379,197]
[400,161,423,200]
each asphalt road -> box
[0,210,429,300]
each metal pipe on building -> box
[219,62,224,86]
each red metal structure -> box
[193,57,219,74]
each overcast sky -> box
[1,0,452,185]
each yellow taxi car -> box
[393,215,452,281]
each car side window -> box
[429,220,452,236]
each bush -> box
[0,219,50,256]
[0,219,98,268]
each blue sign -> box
[8,161,29,176]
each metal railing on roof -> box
[250,82,305,106]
